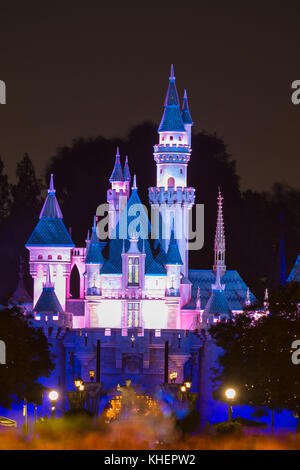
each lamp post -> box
[180,385,187,401]
[23,398,28,438]
[225,388,236,421]
[131,334,135,348]
[49,390,59,419]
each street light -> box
[89,370,95,382]
[184,379,192,391]
[131,334,135,348]
[74,377,82,389]
[169,371,178,383]
[225,388,236,421]
[49,390,59,419]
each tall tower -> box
[26,174,74,309]
[213,189,226,277]
[107,148,131,236]
[148,65,195,277]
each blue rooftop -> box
[158,66,186,133]
[203,289,232,316]
[165,230,183,265]
[34,286,64,314]
[288,255,300,283]
[181,90,193,125]
[26,218,75,247]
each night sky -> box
[0,1,300,191]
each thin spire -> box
[212,264,225,291]
[213,188,226,276]
[132,174,137,190]
[170,64,175,80]
[196,286,201,310]
[44,266,54,288]
[245,288,251,306]
[49,173,55,194]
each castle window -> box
[57,255,62,260]
[48,255,52,260]
[162,136,165,141]
[180,168,183,174]
[38,255,43,260]
[128,257,139,286]
[167,177,175,188]
[169,136,173,141]
[53,314,59,321]
[35,313,40,320]
[127,302,140,327]
[160,169,163,174]
[179,136,182,141]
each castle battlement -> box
[148,186,195,205]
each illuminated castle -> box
[18,66,255,420]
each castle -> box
[12,66,255,421]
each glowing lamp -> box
[49,390,59,402]
[225,388,236,400]
[184,380,192,390]
[169,371,178,383]
[74,377,82,389]
[180,385,186,393]
[79,383,85,392]
[89,370,95,382]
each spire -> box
[213,188,226,276]
[181,89,193,125]
[212,264,225,291]
[44,266,54,288]
[109,147,124,182]
[132,174,137,190]
[39,174,63,219]
[158,65,185,132]
[245,288,251,306]
[123,155,131,182]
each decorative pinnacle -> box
[132,174,137,190]
[93,216,97,231]
[116,146,120,157]
[245,288,251,306]
[170,64,175,80]
[184,89,187,99]
[48,173,55,194]
[44,266,54,288]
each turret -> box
[165,228,183,297]
[202,265,232,325]
[26,174,74,309]
[107,148,129,235]
[85,216,105,296]
[181,89,193,146]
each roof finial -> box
[245,288,251,306]
[132,174,137,190]
[170,64,175,80]
[196,286,201,310]
[48,173,55,194]
[116,146,120,157]
[124,155,131,181]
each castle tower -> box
[85,216,105,296]
[202,265,232,325]
[107,148,130,236]
[213,188,226,277]
[26,174,74,309]
[149,65,195,277]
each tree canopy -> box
[0,307,54,408]
[209,282,300,417]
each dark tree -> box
[0,156,11,221]
[0,307,54,408]
[210,282,300,431]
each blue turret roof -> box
[181,90,193,125]
[39,174,63,219]
[158,65,186,133]
[165,229,183,265]
[85,217,106,264]
[101,181,166,275]
[34,284,64,314]
[26,174,74,247]
[123,155,131,182]
[109,147,124,182]
[288,254,300,282]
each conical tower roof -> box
[109,147,124,182]
[9,257,32,304]
[33,269,64,314]
[165,229,183,265]
[158,65,186,133]
[181,89,193,125]
[123,155,131,182]
[85,216,105,264]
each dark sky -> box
[0,1,300,191]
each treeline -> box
[0,122,299,301]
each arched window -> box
[179,136,182,141]
[70,265,80,299]
[169,136,173,141]
[48,255,52,260]
[128,257,139,286]
[38,255,43,260]
[167,177,175,188]
[57,255,62,260]
[180,168,183,174]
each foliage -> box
[209,282,300,415]
[0,306,54,408]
